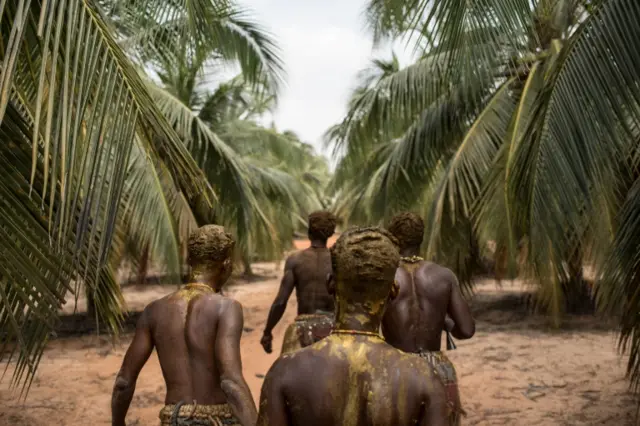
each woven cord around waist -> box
[294,313,332,322]
[159,401,240,426]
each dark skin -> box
[111,261,257,426]
[256,274,449,426]
[261,237,334,353]
[382,245,475,352]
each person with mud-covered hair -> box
[111,225,256,426]
[257,227,449,425]
[261,211,338,355]
[384,212,476,425]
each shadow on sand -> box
[45,285,619,341]
[470,290,618,334]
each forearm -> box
[264,302,286,334]
[111,376,135,426]
[221,378,258,426]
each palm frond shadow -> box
[469,284,616,334]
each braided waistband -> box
[295,313,333,322]
[159,401,238,425]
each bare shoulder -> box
[204,294,242,314]
[140,297,162,323]
[284,251,303,268]
[263,351,298,388]
[273,342,329,377]
[418,262,457,285]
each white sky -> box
[240,0,416,161]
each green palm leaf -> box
[100,0,284,94]
[476,62,545,279]
[423,78,517,256]
[525,0,640,392]
[0,0,209,393]
[508,0,640,320]
[363,0,533,69]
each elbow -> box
[456,321,476,340]
[220,376,246,403]
[450,317,475,340]
[220,377,241,393]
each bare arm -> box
[256,358,290,426]
[216,299,257,426]
[111,308,154,426]
[446,271,475,339]
[261,256,296,353]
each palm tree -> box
[329,0,640,392]
[0,0,284,394]
[148,48,329,277]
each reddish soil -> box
[0,261,636,425]
[292,235,338,250]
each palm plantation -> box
[0,0,326,394]
[329,0,640,392]
[3,0,640,410]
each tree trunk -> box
[137,243,150,285]
[86,287,96,323]
[242,254,254,277]
[562,245,595,315]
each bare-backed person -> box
[383,212,476,424]
[111,225,256,426]
[260,211,337,355]
[257,227,449,426]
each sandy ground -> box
[1,259,637,425]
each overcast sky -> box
[239,0,416,160]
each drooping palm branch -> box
[333,0,640,394]
[0,0,215,395]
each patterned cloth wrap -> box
[280,312,334,355]
[159,401,240,426]
[417,351,465,425]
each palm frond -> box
[423,78,517,254]
[476,62,546,279]
[99,0,285,95]
[508,0,640,320]
[115,137,195,284]
[0,0,208,393]
[363,0,534,72]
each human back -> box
[148,288,236,405]
[261,211,338,355]
[289,246,333,314]
[384,260,457,352]
[382,213,475,425]
[262,334,445,426]
[111,225,256,426]
[383,213,475,352]
[257,227,449,426]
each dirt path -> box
[0,264,636,425]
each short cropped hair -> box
[330,227,400,303]
[308,211,338,241]
[187,225,235,267]
[387,212,425,249]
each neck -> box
[309,239,327,249]
[400,246,421,257]
[189,272,222,292]
[334,306,382,334]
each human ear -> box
[223,257,233,272]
